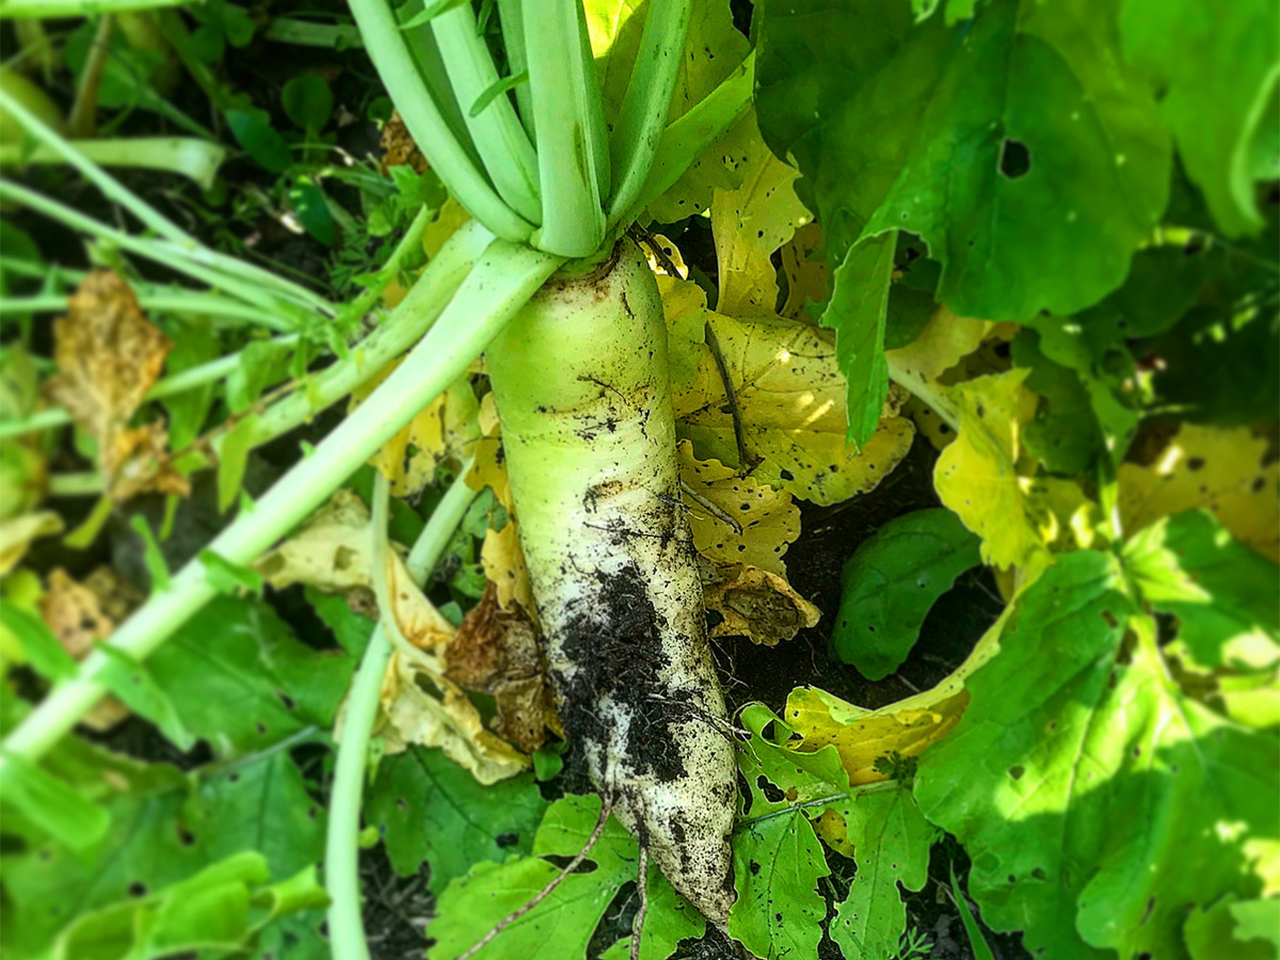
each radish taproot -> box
[487,238,738,922]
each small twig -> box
[629,224,684,279]
[679,478,742,535]
[630,842,650,960]
[68,15,114,138]
[457,798,614,960]
[703,320,756,472]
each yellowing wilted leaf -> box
[934,370,1044,570]
[379,649,529,784]
[702,561,820,646]
[678,440,799,576]
[711,115,810,319]
[422,197,472,259]
[779,222,828,322]
[669,295,916,505]
[481,520,534,614]
[362,372,480,497]
[1119,424,1279,561]
[44,271,189,502]
[0,511,62,576]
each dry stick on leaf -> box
[703,319,756,472]
[455,798,614,960]
[630,842,650,960]
[678,478,743,535]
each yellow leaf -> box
[885,305,1002,386]
[934,369,1044,570]
[711,115,810,318]
[422,196,471,259]
[378,649,529,784]
[255,490,375,594]
[677,440,799,575]
[1118,424,1279,561]
[481,520,534,614]
[702,562,820,646]
[779,222,828,322]
[782,608,1008,792]
[466,437,513,511]
[671,302,916,505]
[0,511,62,576]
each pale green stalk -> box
[0,238,562,776]
[0,0,194,18]
[346,0,534,244]
[0,291,287,329]
[524,0,609,257]
[613,51,755,232]
[263,17,363,47]
[0,89,330,313]
[325,466,477,960]
[0,181,312,320]
[0,137,228,190]
[495,0,535,141]
[432,2,541,224]
[47,472,100,497]
[606,0,692,223]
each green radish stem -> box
[326,467,478,960]
[486,238,737,922]
[0,137,228,190]
[0,237,562,779]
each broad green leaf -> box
[226,108,294,173]
[366,745,547,895]
[1012,328,1107,476]
[832,508,982,680]
[428,795,704,960]
[757,0,1170,321]
[738,702,853,818]
[915,550,1280,959]
[226,338,292,415]
[305,587,374,657]
[198,548,264,595]
[95,645,197,751]
[0,750,109,851]
[825,232,895,446]
[0,604,76,681]
[161,320,219,451]
[1185,895,1280,960]
[1119,0,1278,237]
[729,810,830,960]
[146,596,353,757]
[933,369,1042,569]
[829,787,937,960]
[1123,510,1280,672]
[281,74,333,131]
[216,413,257,514]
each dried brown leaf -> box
[701,561,820,646]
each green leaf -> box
[832,508,982,680]
[281,74,334,131]
[915,550,1280,958]
[198,548,264,595]
[1185,895,1280,960]
[398,0,469,30]
[1118,0,1278,237]
[146,596,352,757]
[757,0,1171,321]
[0,750,110,852]
[305,587,375,657]
[428,795,704,960]
[226,108,294,174]
[288,178,337,246]
[948,862,997,960]
[729,810,830,960]
[470,71,529,118]
[162,320,219,451]
[129,515,171,590]
[95,645,197,751]
[1011,328,1108,476]
[825,231,894,447]
[829,787,937,960]
[226,339,292,415]
[366,745,547,895]
[1122,509,1280,671]
[216,413,257,514]
[0,604,76,682]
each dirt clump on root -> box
[554,561,696,785]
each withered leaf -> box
[701,561,820,646]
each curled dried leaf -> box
[43,271,188,502]
[445,583,559,754]
[480,520,534,614]
[701,561,820,646]
[380,110,426,174]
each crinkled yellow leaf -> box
[901,395,956,452]
[378,650,529,784]
[935,369,1044,570]
[702,562,820,646]
[0,511,62,576]
[466,437,512,511]
[779,222,828,322]
[670,300,916,505]
[255,490,374,593]
[885,305,1003,386]
[678,440,799,576]
[711,116,810,319]
[1119,424,1279,561]
[783,608,1008,799]
[1021,476,1101,553]
[481,520,534,613]
[422,196,471,259]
